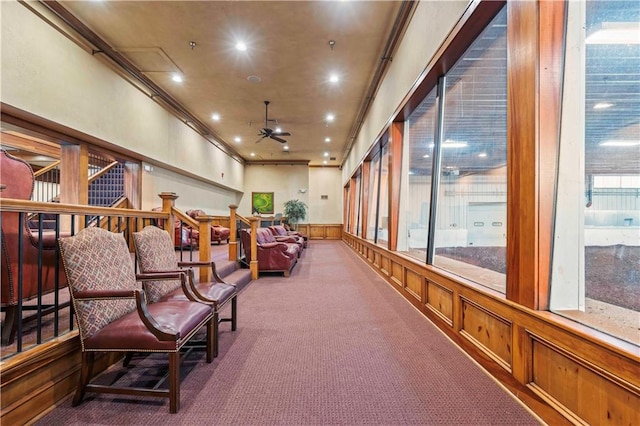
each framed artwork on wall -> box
[252,192,274,214]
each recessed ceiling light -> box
[250,152,255,157]
[275,127,282,133]
[171,74,183,83]
[323,160,328,165]
[283,145,289,150]
[329,73,339,83]
[324,152,329,157]
[599,140,640,147]
[326,113,335,122]
[236,41,247,51]
[442,139,468,148]
[234,137,241,143]
[478,152,487,158]
[423,154,430,158]
[325,137,331,143]
[211,113,220,121]
[247,75,261,83]
[593,102,614,109]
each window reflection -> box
[432,8,508,292]
[552,0,639,344]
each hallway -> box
[37,241,540,425]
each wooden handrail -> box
[88,161,119,184]
[0,198,168,219]
[33,160,61,178]
[237,214,251,227]
[171,207,198,229]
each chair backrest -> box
[133,225,182,303]
[270,225,288,237]
[255,227,276,244]
[58,227,137,341]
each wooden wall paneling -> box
[380,255,390,276]
[324,225,343,239]
[459,298,512,371]
[404,268,422,302]
[390,260,403,288]
[309,225,325,239]
[425,280,454,326]
[388,122,403,251]
[529,336,640,425]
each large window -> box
[376,143,390,246]
[551,0,639,344]
[366,154,381,242]
[398,88,438,260]
[354,172,362,237]
[431,8,508,292]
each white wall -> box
[342,1,469,183]
[1,1,243,204]
[241,165,309,218]
[309,167,342,223]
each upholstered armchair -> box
[58,227,214,413]
[269,225,306,250]
[0,150,68,344]
[240,228,299,277]
[133,225,237,357]
[186,209,231,244]
[152,207,199,248]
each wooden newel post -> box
[228,204,238,261]
[159,192,178,247]
[196,215,213,283]
[249,216,259,280]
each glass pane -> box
[432,7,507,293]
[366,154,381,241]
[398,88,438,260]
[551,0,639,345]
[377,144,390,246]
[355,173,362,236]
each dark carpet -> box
[36,241,539,425]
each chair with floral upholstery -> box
[58,227,214,413]
[133,225,237,357]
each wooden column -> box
[196,215,213,283]
[228,204,238,261]
[59,144,88,231]
[123,162,141,210]
[249,216,259,280]
[506,0,565,310]
[388,122,404,251]
[159,192,178,246]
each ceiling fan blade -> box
[270,135,287,144]
[273,132,291,137]
[255,136,266,144]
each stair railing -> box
[32,160,61,203]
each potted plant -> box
[282,199,308,230]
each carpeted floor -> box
[36,241,540,425]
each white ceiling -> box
[55,1,406,167]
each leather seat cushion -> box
[83,300,211,351]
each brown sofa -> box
[240,227,300,277]
[0,150,68,344]
[269,225,307,249]
[186,209,231,244]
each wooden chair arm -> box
[134,290,179,341]
[73,289,136,300]
[177,261,231,286]
[136,271,200,302]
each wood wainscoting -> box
[296,224,342,240]
[0,332,121,425]
[342,232,640,426]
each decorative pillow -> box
[58,227,136,340]
[133,226,182,303]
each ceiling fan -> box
[255,100,291,144]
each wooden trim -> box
[388,122,403,251]
[0,198,167,219]
[171,207,198,229]
[88,161,119,184]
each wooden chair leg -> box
[231,296,237,331]
[168,352,180,414]
[213,311,219,358]
[206,318,214,363]
[1,306,18,345]
[123,352,134,367]
[73,352,94,407]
